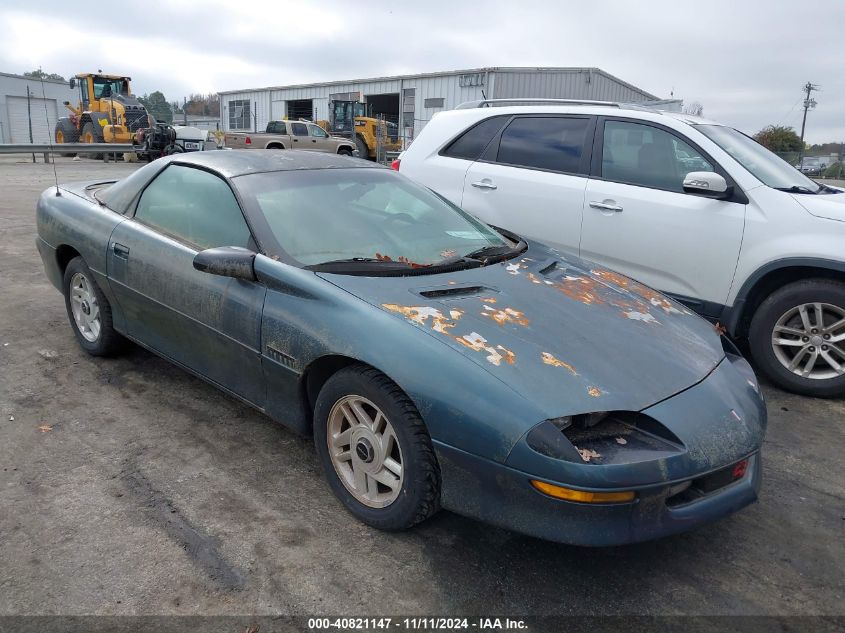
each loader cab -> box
[70,74,132,111]
[330,100,368,135]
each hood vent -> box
[418,285,491,299]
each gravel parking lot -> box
[0,156,843,619]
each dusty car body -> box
[35,150,766,546]
[224,120,356,154]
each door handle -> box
[112,242,130,259]
[312,139,317,143]
[471,180,497,190]
[589,200,623,212]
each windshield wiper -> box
[463,243,522,263]
[775,185,819,194]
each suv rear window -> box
[441,116,509,160]
[496,116,590,174]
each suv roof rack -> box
[454,98,659,112]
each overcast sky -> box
[1,0,842,143]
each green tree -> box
[24,69,65,82]
[138,91,173,123]
[753,125,803,153]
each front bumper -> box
[435,442,761,546]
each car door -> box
[306,123,333,152]
[289,122,310,150]
[460,115,594,255]
[107,163,267,406]
[579,118,746,315]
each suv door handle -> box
[471,180,497,190]
[112,242,130,259]
[589,200,623,212]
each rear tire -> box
[313,365,440,530]
[62,257,124,356]
[748,279,845,397]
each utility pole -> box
[798,81,819,166]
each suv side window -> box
[267,121,287,134]
[135,165,251,250]
[441,115,509,161]
[496,116,590,174]
[601,120,714,192]
[291,122,309,136]
[309,124,328,138]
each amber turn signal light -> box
[530,480,635,504]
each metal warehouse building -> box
[0,72,76,144]
[218,67,665,141]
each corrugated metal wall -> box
[0,74,76,143]
[491,69,656,103]
[219,69,659,136]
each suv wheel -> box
[749,279,845,397]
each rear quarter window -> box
[496,116,590,174]
[441,115,510,161]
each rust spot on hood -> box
[541,352,577,375]
[481,305,529,326]
[587,386,603,397]
[382,304,516,367]
[577,447,602,462]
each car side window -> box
[309,124,328,138]
[291,122,309,136]
[601,120,714,193]
[441,115,509,161]
[135,165,251,250]
[495,116,590,174]
[267,121,286,134]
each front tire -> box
[62,257,124,356]
[313,365,440,530]
[80,121,103,159]
[749,279,845,397]
[55,118,79,157]
[354,135,371,161]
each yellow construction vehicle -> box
[54,72,152,150]
[319,98,401,161]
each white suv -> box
[397,99,845,397]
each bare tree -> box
[683,101,704,116]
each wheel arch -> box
[727,258,845,338]
[56,244,82,276]
[264,141,285,149]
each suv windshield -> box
[696,124,821,193]
[236,168,510,271]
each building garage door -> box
[7,96,58,143]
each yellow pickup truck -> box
[224,120,357,155]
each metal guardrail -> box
[0,143,136,154]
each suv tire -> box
[749,279,845,397]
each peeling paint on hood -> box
[320,241,725,415]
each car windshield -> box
[696,124,821,193]
[235,168,509,270]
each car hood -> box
[793,190,845,222]
[320,242,725,416]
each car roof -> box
[166,149,383,178]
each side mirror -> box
[69,78,76,89]
[193,246,256,281]
[62,101,70,106]
[683,171,731,198]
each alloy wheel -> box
[771,302,845,380]
[326,395,403,508]
[69,272,101,343]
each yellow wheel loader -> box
[320,99,401,161]
[54,73,152,156]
